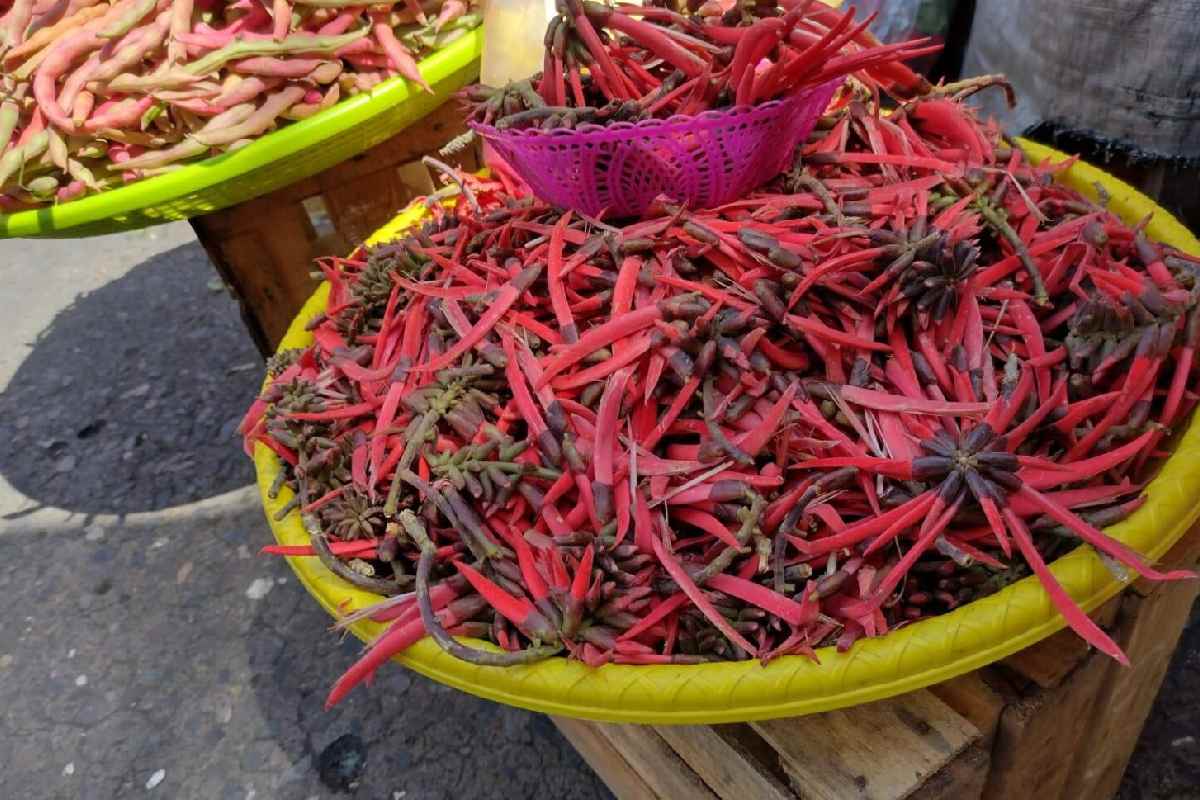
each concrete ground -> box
[0,226,1194,799]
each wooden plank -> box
[552,717,661,800]
[751,690,980,800]
[714,723,801,790]
[191,220,270,356]
[246,204,322,347]
[191,203,319,353]
[1001,595,1122,689]
[1063,584,1199,799]
[653,724,793,800]
[323,169,412,247]
[595,723,719,800]
[981,650,1110,800]
[308,101,468,188]
[1062,526,1200,799]
[910,740,989,800]
[927,669,1006,745]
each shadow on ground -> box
[0,241,262,516]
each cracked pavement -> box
[0,224,1193,799]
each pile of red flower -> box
[242,89,1200,709]
[463,0,938,131]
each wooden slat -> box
[982,651,1110,800]
[594,723,719,800]
[307,101,468,188]
[927,669,1006,744]
[191,223,268,355]
[193,203,319,352]
[324,169,412,247]
[1062,584,1199,799]
[1001,595,1122,689]
[653,724,793,800]
[910,741,989,800]
[751,690,980,800]
[552,717,661,800]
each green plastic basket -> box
[0,28,481,239]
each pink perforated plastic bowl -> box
[472,78,842,218]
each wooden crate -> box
[554,523,1200,800]
[192,100,478,355]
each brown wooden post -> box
[192,100,478,355]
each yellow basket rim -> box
[254,139,1200,724]
[0,29,481,239]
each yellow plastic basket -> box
[254,139,1200,723]
[0,28,481,239]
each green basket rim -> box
[0,28,481,238]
